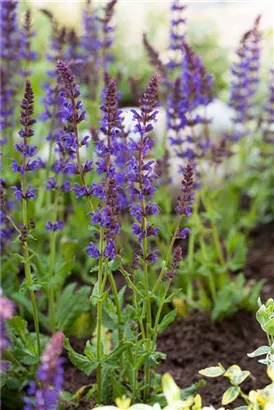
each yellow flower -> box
[115,396,131,410]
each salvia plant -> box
[0,0,273,408]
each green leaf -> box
[102,308,116,330]
[233,407,248,410]
[247,346,270,358]
[56,283,90,334]
[84,341,96,361]
[199,365,225,378]
[224,365,250,385]
[0,372,7,388]
[64,338,97,376]
[222,386,240,405]
[7,316,27,337]
[90,281,99,306]
[103,341,132,368]
[11,293,49,329]
[157,309,177,333]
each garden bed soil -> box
[63,222,274,408]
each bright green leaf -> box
[222,386,240,405]
[199,366,225,378]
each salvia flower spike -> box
[24,332,64,410]
[229,15,261,126]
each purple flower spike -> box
[229,15,261,124]
[24,332,64,410]
[175,163,195,216]
[168,1,187,70]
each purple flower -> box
[104,239,115,260]
[0,0,20,131]
[20,10,37,78]
[24,332,64,410]
[14,141,37,157]
[98,0,118,73]
[129,76,159,258]
[12,185,37,201]
[46,177,58,191]
[229,15,261,124]
[180,227,190,239]
[175,163,195,216]
[167,1,187,70]
[45,221,64,232]
[73,183,92,198]
[86,242,100,259]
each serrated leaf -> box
[11,293,49,329]
[56,283,90,334]
[90,281,99,306]
[247,346,270,358]
[64,338,97,376]
[7,316,27,338]
[103,341,132,368]
[102,308,116,330]
[158,309,177,333]
[199,366,225,377]
[0,372,7,388]
[222,386,240,405]
[84,341,96,361]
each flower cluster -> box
[181,42,214,111]
[0,0,20,131]
[78,0,101,98]
[99,0,118,73]
[56,59,90,198]
[175,163,195,218]
[143,34,167,80]
[24,332,64,410]
[86,80,124,260]
[229,15,261,125]
[262,69,274,143]
[166,245,183,278]
[167,0,187,71]
[168,43,213,169]
[128,76,159,263]
[12,80,41,201]
[20,10,37,78]
[0,291,14,371]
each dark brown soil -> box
[157,222,274,407]
[63,223,274,408]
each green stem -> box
[119,267,142,297]
[202,191,225,266]
[152,215,182,294]
[211,221,225,266]
[48,174,63,331]
[188,193,199,269]
[199,236,216,302]
[142,209,152,401]
[22,197,41,355]
[108,271,123,343]
[108,271,123,371]
[152,280,171,345]
[48,230,57,330]
[96,227,105,404]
